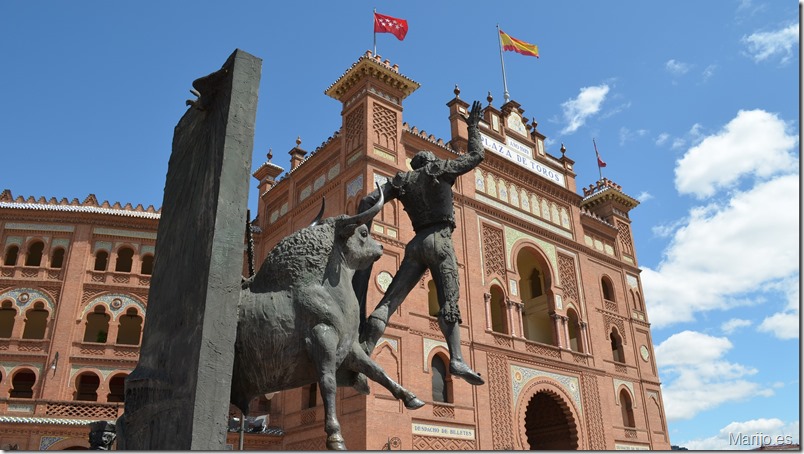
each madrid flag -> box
[374,12,408,41]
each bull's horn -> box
[309,198,326,227]
[338,183,384,228]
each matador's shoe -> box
[450,360,485,386]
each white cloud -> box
[655,133,670,146]
[743,23,799,64]
[655,331,773,421]
[702,64,717,82]
[666,59,692,75]
[619,127,648,145]
[560,84,609,134]
[680,418,799,450]
[758,311,799,339]
[636,191,653,202]
[721,318,752,334]
[642,174,799,328]
[675,109,798,198]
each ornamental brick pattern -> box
[344,105,364,153]
[412,435,476,450]
[558,253,579,305]
[372,104,397,151]
[617,221,634,257]
[481,224,505,279]
[580,373,607,449]
[487,353,515,450]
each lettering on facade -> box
[480,133,566,187]
[411,423,475,440]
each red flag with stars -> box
[374,12,408,41]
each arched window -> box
[107,374,127,403]
[116,308,143,345]
[75,372,100,401]
[50,247,65,269]
[4,245,19,266]
[620,389,636,427]
[21,302,48,340]
[94,251,109,271]
[302,383,317,409]
[140,254,154,275]
[0,301,17,338]
[518,248,552,344]
[567,308,582,352]
[427,280,439,317]
[9,369,36,398]
[24,241,44,267]
[431,354,452,403]
[601,277,615,301]
[84,306,110,343]
[611,328,625,363]
[634,292,643,311]
[115,247,134,272]
[489,285,508,334]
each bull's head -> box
[334,184,384,271]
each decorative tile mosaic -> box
[626,274,639,289]
[346,175,364,198]
[376,271,393,293]
[314,175,327,191]
[82,293,146,319]
[422,337,448,372]
[40,436,67,451]
[377,336,398,352]
[0,287,55,312]
[327,164,341,180]
[613,379,637,407]
[1,362,43,377]
[502,224,559,282]
[93,227,156,240]
[4,236,22,247]
[141,245,155,256]
[93,241,112,253]
[5,223,74,232]
[510,364,582,415]
[51,238,70,249]
[479,195,572,243]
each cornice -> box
[325,51,420,101]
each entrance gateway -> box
[524,390,579,450]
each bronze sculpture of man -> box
[356,100,485,386]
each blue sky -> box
[1,1,799,449]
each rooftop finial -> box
[487,91,493,106]
[267,148,273,162]
[454,84,461,98]
[296,136,302,147]
[560,143,567,156]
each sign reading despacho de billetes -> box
[411,422,476,440]
[481,132,566,188]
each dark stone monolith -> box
[118,49,261,450]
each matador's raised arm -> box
[440,100,485,177]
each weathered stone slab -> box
[120,49,261,450]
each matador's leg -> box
[361,253,426,355]
[430,230,485,386]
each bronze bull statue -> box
[230,188,424,450]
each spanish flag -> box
[499,29,539,58]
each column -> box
[561,315,570,350]
[483,292,492,331]
[579,321,590,353]
[549,311,563,348]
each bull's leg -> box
[345,345,425,410]
[309,324,346,450]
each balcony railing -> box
[0,398,123,421]
[86,270,151,287]
[72,341,140,360]
[0,338,49,355]
[0,266,63,281]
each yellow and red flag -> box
[499,29,539,58]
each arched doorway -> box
[523,391,578,450]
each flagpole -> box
[496,24,510,103]
[593,138,603,180]
[373,8,377,56]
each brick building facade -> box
[0,51,670,450]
